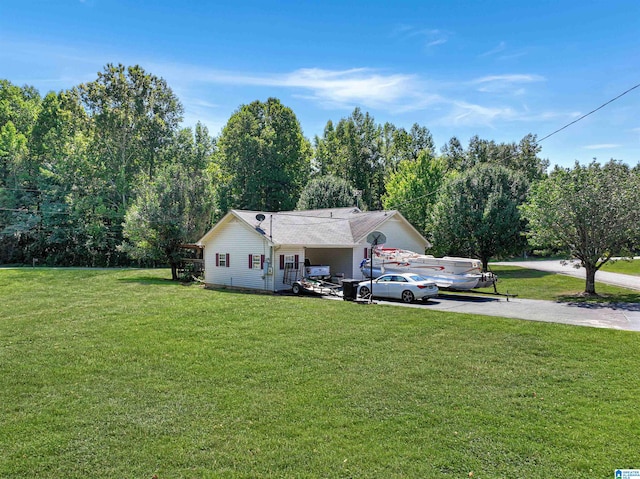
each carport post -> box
[365,231,386,304]
[370,245,373,304]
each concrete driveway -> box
[423,293,640,331]
[352,293,640,332]
[338,260,640,331]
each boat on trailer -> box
[360,247,497,291]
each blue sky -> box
[1,0,638,167]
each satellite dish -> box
[255,213,266,222]
[366,231,386,246]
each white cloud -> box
[152,63,571,129]
[440,101,518,127]
[479,41,506,57]
[427,38,447,47]
[3,37,556,131]
[157,64,435,111]
[3,38,556,130]
[478,42,528,61]
[282,68,421,107]
[537,111,582,120]
[472,74,544,84]
[584,144,621,150]
[390,25,450,49]
[471,74,545,94]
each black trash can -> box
[341,279,361,301]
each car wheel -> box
[401,290,415,303]
[359,286,371,299]
[292,283,302,295]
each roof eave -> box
[197,210,275,246]
[353,210,431,249]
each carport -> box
[304,247,357,282]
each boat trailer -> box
[289,264,344,297]
[291,278,343,297]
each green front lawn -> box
[1,268,639,478]
[480,265,640,302]
[600,258,640,276]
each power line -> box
[0,207,34,213]
[538,81,640,143]
[0,207,71,214]
[387,82,640,211]
[0,186,42,192]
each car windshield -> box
[409,275,425,282]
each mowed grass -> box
[600,258,640,276]
[1,268,640,478]
[480,265,640,302]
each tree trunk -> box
[481,257,489,272]
[170,262,178,281]
[584,264,597,295]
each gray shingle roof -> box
[232,208,401,246]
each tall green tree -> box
[340,108,384,209]
[313,108,384,209]
[28,90,94,264]
[446,134,548,181]
[440,136,465,171]
[296,175,356,210]
[0,68,195,267]
[429,164,529,270]
[122,161,214,280]
[0,80,41,137]
[382,152,447,235]
[45,63,186,266]
[0,121,28,189]
[0,120,32,262]
[76,63,183,212]
[312,120,341,177]
[521,160,640,295]
[380,122,435,172]
[314,112,437,210]
[215,97,311,213]
[0,80,42,263]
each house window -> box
[284,254,295,268]
[249,254,264,270]
[280,254,299,270]
[216,253,230,267]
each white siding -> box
[377,217,426,253]
[273,247,305,291]
[350,217,428,280]
[352,244,369,280]
[203,217,274,291]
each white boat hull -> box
[360,248,497,291]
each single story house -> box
[196,207,430,292]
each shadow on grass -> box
[434,293,501,303]
[558,293,640,306]
[118,277,178,286]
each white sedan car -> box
[357,273,439,303]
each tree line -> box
[2,64,639,292]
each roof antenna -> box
[255,213,266,235]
